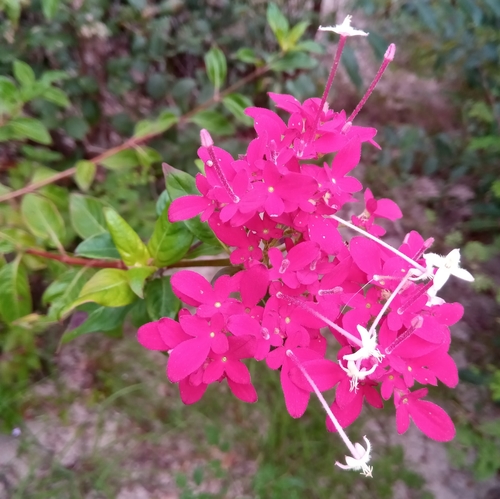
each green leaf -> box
[99,149,139,170]
[10,117,51,145]
[294,40,324,54]
[146,72,167,100]
[188,110,234,136]
[270,52,317,72]
[234,48,260,64]
[61,304,131,344]
[135,146,162,169]
[20,145,63,162]
[69,194,107,239]
[64,116,89,140]
[41,0,61,20]
[164,164,221,247]
[0,259,31,323]
[104,208,150,266]
[74,160,96,192]
[133,111,178,138]
[66,269,136,311]
[148,203,194,267]
[13,60,35,87]
[184,243,223,259]
[204,46,227,90]
[43,267,93,320]
[21,193,65,249]
[266,3,289,48]
[145,277,180,321]
[284,21,310,49]
[0,228,36,253]
[75,232,121,260]
[222,93,253,126]
[127,266,157,298]
[42,87,70,108]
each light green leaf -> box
[60,304,131,344]
[145,277,180,321]
[234,48,260,64]
[41,0,61,20]
[135,146,162,169]
[66,268,136,311]
[69,193,107,239]
[286,21,310,47]
[10,117,51,145]
[21,145,63,162]
[74,160,96,192]
[204,46,227,90]
[104,208,150,266]
[133,111,178,138]
[127,266,157,298]
[0,259,31,323]
[75,232,121,260]
[222,93,253,126]
[188,110,234,136]
[164,164,221,247]
[266,2,289,48]
[21,193,65,249]
[99,149,139,170]
[13,60,35,87]
[0,228,36,253]
[270,52,317,72]
[42,87,70,108]
[148,203,194,267]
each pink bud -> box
[384,43,396,61]
[200,129,214,147]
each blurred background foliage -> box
[0,0,499,497]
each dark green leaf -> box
[270,52,317,72]
[75,232,121,260]
[234,48,260,64]
[61,304,131,344]
[104,208,150,266]
[64,116,89,140]
[341,45,363,91]
[146,72,167,100]
[145,276,180,321]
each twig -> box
[0,63,273,204]
[24,248,230,269]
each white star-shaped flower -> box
[319,15,368,37]
[343,325,384,363]
[336,436,373,477]
[340,359,377,392]
[423,248,474,292]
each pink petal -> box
[240,265,269,306]
[408,399,456,441]
[137,321,168,351]
[396,402,410,434]
[225,361,251,384]
[171,271,213,306]
[281,369,310,418]
[167,337,211,383]
[374,198,402,220]
[168,196,210,222]
[331,139,361,176]
[179,378,207,405]
[157,317,190,347]
[289,359,343,392]
[203,360,225,384]
[211,333,229,354]
[227,314,260,337]
[227,379,258,403]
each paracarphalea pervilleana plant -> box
[137,16,474,477]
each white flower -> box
[336,436,373,477]
[343,325,384,363]
[319,15,368,37]
[339,359,377,392]
[423,248,474,292]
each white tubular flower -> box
[343,325,384,363]
[423,248,474,292]
[319,15,368,37]
[340,359,377,392]
[336,436,373,477]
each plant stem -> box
[25,248,230,270]
[0,62,274,204]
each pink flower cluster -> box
[137,21,473,475]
